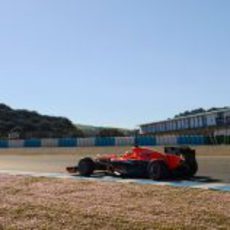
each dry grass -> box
[194,145,230,156]
[0,146,131,157]
[0,145,230,157]
[0,145,230,156]
[0,175,229,230]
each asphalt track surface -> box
[0,151,229,183]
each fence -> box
[0,135,229,148]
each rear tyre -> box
[78,158,95,176]
[186,160,198,177]
[183,151,198,177]
[147,160,169,180]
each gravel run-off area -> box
[0,175,229,230]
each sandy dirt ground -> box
[0,146,229,182]
[0,175,229,230]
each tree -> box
[0,103,85,139]
[98,128,125,137]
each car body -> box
[66,146,198,180]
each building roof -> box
[140,107,230,127]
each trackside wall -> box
[0,134,229,148]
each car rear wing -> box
[164,146,196,160]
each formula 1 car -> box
[66,146,198,180]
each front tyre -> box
[78,158,95,177]
[147,160,169,180]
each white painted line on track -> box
[0,170,229,192]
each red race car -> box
[66,146,198,180]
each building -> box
[140,108,230,136]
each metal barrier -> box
[0,135,229,148]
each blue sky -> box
[0,0,229,128]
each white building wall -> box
[172,121,177,130]
[198,116,203,127]
[177,120,182,130]
[206,114,217,126]
[194,117,199,128]
[190,117,195,128]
